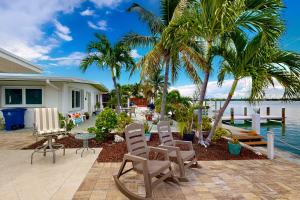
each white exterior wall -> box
[0,81,104,128]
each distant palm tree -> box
[206,32,300,143]
[163,0,285,145]
[146,68,165,99]
[80,34,135,113]
[124,0,200,120]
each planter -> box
[228,142,241,155]
[145,131,152,141]
[183,132,195,142]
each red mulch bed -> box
[23,133,267,162]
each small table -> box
[75,133,96,157]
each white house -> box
[0,48,108,128]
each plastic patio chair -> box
[31,108,66,164]
[157,121,199,181]
[113,123,178,200]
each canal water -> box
[206,101,300,156]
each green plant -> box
[66,121,75,132]
[117,112,132,134]
[202,116,212,131]
[95,102,100,109]
[144,122,151,133]
[212,128,229,142]
[58,112,66,128]
[0,117,5,130]
[231,137,239,144]
[94,108,118,141]
[87,127,96,133]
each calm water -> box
[206,101,300,156]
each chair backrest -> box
[125,123,148,158]
[34,108,60,134]
[157,121,174,146]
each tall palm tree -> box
[205,32,300,143]
[162,0,285,145]
[124,0,200,120]
[80,34,135,113]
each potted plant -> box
[84,112,90,120]
[177,107,196,142]
[144,122,152,141]
[228,137,241,155]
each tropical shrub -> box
[58,112,74,132]
[94,108,118,141]
[202,116,212,131]
[116,112,132,135]
[212,128,229,142]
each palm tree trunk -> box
[160,57,170,120]
[198,71,210,145]
[205,79,239,144]
[112,71,121,114]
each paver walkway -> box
[73,159,300,200]
[0,129,39,149]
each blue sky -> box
[0,0,299,98]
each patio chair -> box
[157,121,199,181]
[31,108,66,164]
[113,123,178,200]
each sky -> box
[0,0,299,98]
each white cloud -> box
[130,49,142,59]
[0,0,81,61]
[170,78,284,99]
[54,20,73,41]
[46,52,86,66]
[89,0,124,9]
[87,20,108,31]
[80,8,95,16]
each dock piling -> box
[244,107,247,116]
[266,107,270,122]
[282,108,286,124]
[267,131,274,159]
[230,108,234,124]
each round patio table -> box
[75,133,96,157]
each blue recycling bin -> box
[2,108,27,131]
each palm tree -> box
[146,68,165,99]
[80,34,135,113]
[124,0,200,120]
[205,32,300,143]
[162,0,285,145]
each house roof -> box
[0,48,42,74]
[0,74,108,93]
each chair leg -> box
[143,171,152,198]
[177,158,187,181]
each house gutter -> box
[46,79,59,90]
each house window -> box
[26,89,42,104]
[5,89,22,104]
[72,90,81,108]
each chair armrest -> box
[148,146,169,160]
[159,145,180,152]
[124,153,147,163]
[174,140,193,150]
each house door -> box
[87,92,91,113]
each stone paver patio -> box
[0,129,39,150]
[74,159,300,200]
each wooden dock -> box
[222,115,283,121]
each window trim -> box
[2,86,44,107]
